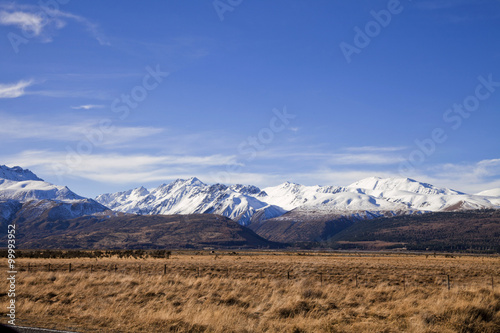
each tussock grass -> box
[1,253,499,332]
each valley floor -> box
[1,251,500,332]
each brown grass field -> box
[1,251,500,332]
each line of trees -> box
[0,249,172,259]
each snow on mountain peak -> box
[94,175,500,227]
[0,165,43,182]
[260,182,346,211]
[229,184,261,195]
[95,178,283,225]
[170,177,205,187]
[347,177,461,196]
[185,176,204,185]
[0,165,108,220]
[476,188,500,197]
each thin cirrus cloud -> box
[0,79,110,100]
[0,79,34,98]
[0,114,163,145]
[290,160,500,194]
[5,150,241,184]
[71,104,105,110]
[3,148,499,193]
[392,159,500,193]
[257,147,405,165]
[27,89,112,100]
[0,3,109,45]
[343,146,407,152]
[432,159,500,180]
[329,153,406,165]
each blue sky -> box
[1,0,500,197]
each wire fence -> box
[13,262,498,291]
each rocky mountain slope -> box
[327,209,500,252]
[7,213,281,249]
[0,165,108,227]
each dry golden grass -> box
[1,252,500,332]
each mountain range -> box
[1,164,500,248]
[95,175,500,226]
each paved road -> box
[4,325,79,333]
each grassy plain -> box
[1,251,499,332]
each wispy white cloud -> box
[0,114,163,145]
[27,89,112,100]
[344,146,407,152]
[257,148,405,165]
[329,153,406,165]
[0,79,34,98]
[288,169,399,188]
[430,159,500,180]
[3,147,499,196]
[398,158,500,194]
[0,10,45,35]
[0,3,108,45]
[71,104,105,110]
[5,150,240,184]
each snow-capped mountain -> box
[477,188,500,197]
[0,165,107,223]
[97,176,500,225]
[0,165,86,202]
[0,165,42,182]
[346,177,499,212]
[0,178,86,202]
[258,181,346,211]
[347,177,462,196]
[96,177,285,225]
[259,177,500,216]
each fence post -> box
[447,275,450,290]
[69,263,71,273]
[355,274,358,288]
[48,263,51,272]
[163,264,167,275]
[287,271,290,280]
[114,264,117,273]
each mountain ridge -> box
[0,165,43,182]
[0,165,108,225]
[96,176,500,227]
[1,165,500,249]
